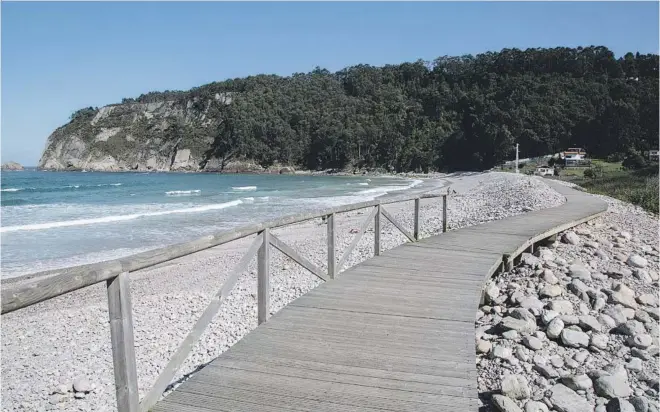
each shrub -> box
[622,151,648,170]
[584,164,604,179]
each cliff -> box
[38,94,265,172]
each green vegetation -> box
[560,158,659,214]
[67,46,658,172]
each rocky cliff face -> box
[38,94,280,173]
[1,161,24,171]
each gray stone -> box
[593,298,607,312]
[579,315,602,332]
[522,253,543,268]
[584,241,599,249]
[607,398,636,412]
[627,334,652,349]
[534,363,559,378]
[633,269,653,284]
[635,310,653,324]
[561,374,593,391]
[630,396,649,412]
[524,400,549,412]
[574,350,589,363]
[594,366,631,398]
[562,232,581,245]
[492,394,523,412]
[549,300,574,315]
[502,374,531,400]
[492,345,513,360]
[540,285,563,298]
[606,267,632,279]
[548,383,592,412]
[630,348,650,361]
[520,296,545,311]
[523,336,543,351]
[542,270,559,284]
[625,357,643,372]
[627,254,648,269]
[547,317,565,339]
[486,284,501,303]
[591,333,610,350]
[568,264,592,281]
[617,320,646,336]
[541,310,559,325]
[550,355,565,368]
[503,330,520,340]
[72,378,92,393]
[477,339,492,354]
[561,329,590,348]
[610,284,638,310]
[604,307,628,326]
[637,294,658,307]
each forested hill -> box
[40,46,658,173]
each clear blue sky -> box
[2,2,658,166]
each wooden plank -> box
[380,206,415,242]
[335,206,378,273]
[414,198,420,240]
[139,234,263,412]
[374,205,381,256]
[442,194,447,232]
[269,233,328,282]
[258,229,270,325]
[106,272,139,412]
[326,213,335,279]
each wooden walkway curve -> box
[153,181,607,412]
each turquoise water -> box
[1,171,421,277]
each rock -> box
[633,269,653,284]
[522,253,543,268]
[606,267,632,279]
[574,350,589,363]
[486,284,501,303]
[548,383,592,412]
[501,308,537,334]
[0,161,24,171]
[540,285,563,298]
[610,284,638,309]
[568,264,592,281]
[548,300,574,315]
[562,374,593,391]
[520,296,545,311]
[477,339,492,354]
[523,336,543,351]
[595,250,610,261]
[549,355,564,368]
[561,329,590,348]
[591,333,610,350]
[492,345,512,360]
[606,398,636,412]
[502,374,531,400]
[524,400,549,412]
[616,320,646,336]
[536,249,555,261]
[630,396,649,412]
[627,255,648,269]
[618,231,632,240]
[625,358,643,372]
[634,310,652,324]
[627,334,652,349]
[562,232,581,245]
[73,378,92,393]
[547,317,565,339]
[541,310,559,325]
[579,315,602,332]
[594,366,631,398]
[52,383,71,395]
[567,279,590,296]
[534,363,559,378]
[542,270,559,284]
[492,394,523,412]
[74,392,86,399]
[630,348,650,361]
[637,294,658,307]
[604,307,628,326]
[503,330,520,340]
[593,298,607,311]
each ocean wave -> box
[232,186,257,191]
[242,197,255,203]
[165,190,201,196]
[1,183,124,193]
[257,196,270,201]
[358,182,369,186]
[0,200,243,233]
[1,188,23,192]
[355,179,423,197]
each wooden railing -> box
[1,191,448,412]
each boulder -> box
[627,334,652,349]
[606,398,636,412]
[501,374,531,400]
[590,333,610,350]
[492,394,523,412]
[548,383,592,412]
[627,254,648,269]
[560,329,590,348]
[540,285,563,298]
[524,400,549,412]
[594,365,631,398]
[522,336,543,351]
[561,374,593,391]
[477,339,492,354]
[562,232,580,245]
[548,300,574,315]
[547,317,565,339]
[610,284,638,309]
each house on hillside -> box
[561,148,589,167]
[650,150,659,162]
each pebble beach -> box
[0,172,618,412]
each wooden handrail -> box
[1,190,449,412]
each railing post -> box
[374,205,381,256]
[258,228,270,325]
[106,272,139,412]
[442,195,447,233]
[327,214,335,279]
[414,198,420,241]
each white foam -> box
[242,197,255,203]
[165,190,201,196]
[0,200,243,233]
[358,182,369,186]
[356,179,423,198]
[1,188,21,192]
[232,186,257,191]
[98,183,122,187]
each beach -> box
[1,172,566,411]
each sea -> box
[0,170,422,279]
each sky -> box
[1,2,658,166]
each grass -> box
[560,161,659,215]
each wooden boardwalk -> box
[153,182,607,412]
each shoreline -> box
[1,172,567,412]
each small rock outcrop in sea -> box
[1,161,24,171]
[476,185,660,412]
